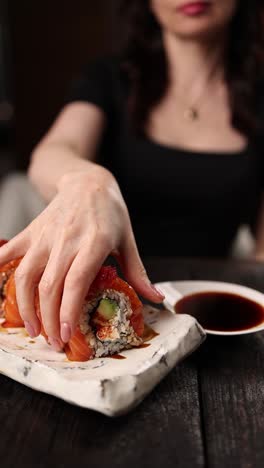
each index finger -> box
[0,231,28,267]
[59,242,108,342]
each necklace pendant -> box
[184,107,199,121]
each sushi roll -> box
[65,266,144,361]
[1,272,24,327]
[0,254,144,361]
[0,239,22,320]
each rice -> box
[79,288,142,358]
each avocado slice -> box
[97,298,118,320]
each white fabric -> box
[0,173,46,239]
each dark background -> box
[0,0,116,172]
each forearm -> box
[28,102,107,202]
[28,141,99,201]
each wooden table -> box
[1,257,264,468]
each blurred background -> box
[0,0,116,175]
[0,0,255,254]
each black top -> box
[67,58,264,257]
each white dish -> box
[156,280,264,336]
[0,305,205,416]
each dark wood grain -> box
[194,260,264,468]
[2,256,264,467]
[0,361,204,468]
[145,257,264,468]
[196,333,264,468]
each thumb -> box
[117,230,164,303]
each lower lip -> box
[178,2,211,16]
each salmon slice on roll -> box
[0,239,22,319]
[65,266,144,361]
[0,247,144,362]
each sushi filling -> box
[0,270,12,317]
[79,289,142,358]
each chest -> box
[145,89,248,154]
[112,133,261,221]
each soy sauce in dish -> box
[175,291,264,332]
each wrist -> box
[56,164,115,193]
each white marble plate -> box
[0,305,205,416]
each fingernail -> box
[49,337,62,352]
[60,322,72,343]
[150,284,165,299]
[24,321,37,338]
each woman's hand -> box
[0,167,163,350]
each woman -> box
[0,0,263,350]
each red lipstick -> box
[177,1,211,16]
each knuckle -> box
[14,267,29,284]
[59,225,75,241]
[138,264,147,278]
[39,277,54,296]
[90,181,102,193]
[97,229,112,250]
[65,272,86,291]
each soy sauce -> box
[175,291,264,332]
[137,343,151,349]
[111,354,126,360]
[142,324,159,342]
[110,324,159,360]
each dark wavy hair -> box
[118,0,264,139]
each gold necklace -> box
[183,107,199,121]
[181,64,224,122]
[182,86,207,122]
